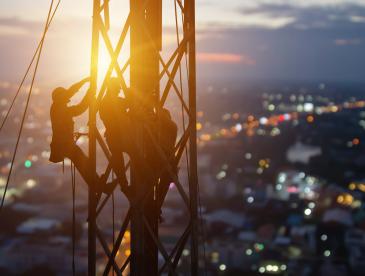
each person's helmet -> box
[52,87,68,102]
[161,108,171,119]
[107,77,121,93]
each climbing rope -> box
[0,0,61,133]
[111,172,115,276]
[0,0,60,212]
[71,162,76,276]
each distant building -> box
[287,141,322,164]
[0,237,87,275]
[274,170,324,201]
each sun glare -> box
[96,46,129,88]
[98,49,112,78]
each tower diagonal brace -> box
[86,1,199,275]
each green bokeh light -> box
[24,160,32,168]
[254,243,265,251]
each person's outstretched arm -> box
[68,77,90,94]
[69,88,93,116]
[62,77,90,101]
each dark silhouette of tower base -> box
[87,0,199,275]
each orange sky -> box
[1,0,365,84]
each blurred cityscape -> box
[1,81,365,275]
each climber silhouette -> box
[99,78,130,193]
[155,108,178,210]
[49,77,100,187]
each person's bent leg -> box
[107,139,129,195]
[65,144,100,188]
[110,152,129,190]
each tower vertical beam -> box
[129,1,146,275]
[186,0,199,275]
[85,0,198,275]
[89,0,100,275]
[129,0,161,275]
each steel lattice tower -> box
[87,0,198,275]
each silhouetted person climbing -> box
[49,77,98,186]
[99,78,130,193]
[99,78,178,203]
[155,108,178,210]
